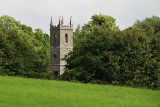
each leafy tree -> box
[133,16,160,34]
[114,27,160,88]
[133,16,160,88]
[0,15,50,79]
[61,14,119,83]
[61,15,160,89]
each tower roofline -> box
[50,16,73,29]
[70,16,73,26]
[50,16,53,26]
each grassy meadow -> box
[0,76,160,107]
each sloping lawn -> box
[0,76,159,107]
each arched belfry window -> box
[65,33,68,43]
[53,34,57,43]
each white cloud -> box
[0,0,159,33]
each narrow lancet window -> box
[65,34,68,43]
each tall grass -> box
[0,76,160,107]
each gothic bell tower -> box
[50,16,73,79]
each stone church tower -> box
[50,16,73,79]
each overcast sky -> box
[0,0,160,34]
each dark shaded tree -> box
[0,15,50,79]
[61,15,160,89]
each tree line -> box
[60,14,160,89]
[0,15,159,89]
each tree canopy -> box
[61,14,160,89]
[0,15,50,79]
[0,14,159,89]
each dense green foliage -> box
[0,76,160,107]
[0,14,159,89]
[133,16,160,34]
[0,16,50,79]
[61,14,160,89]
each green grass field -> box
[0,76,160,107]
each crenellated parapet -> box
[50,16,73,29]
